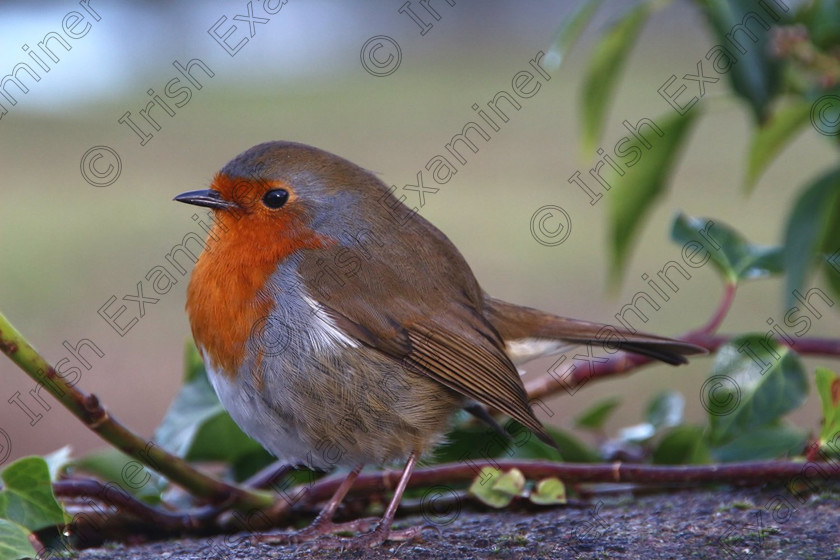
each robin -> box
[174,141,703,547]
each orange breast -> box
[186,179,329,377]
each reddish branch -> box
[525,280,840,402]
[60,457,840,535]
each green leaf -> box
[822,251,840,308]
[645,390,684,430]
[542,427,601,463]
[433,415,514,465]
[795,0,840,49]
[711,424,806,462]
[468,467,513,509]
[0,457,67,532]
[671,213,784,283]
[783,167,840,307]
[529,478,567,505]
[608,110,699,280]
[70,448,164,503]
[815,367,840,446]
[706,335,808,446]
[154,344,271,471]
[0,518,36,560]
[574,397,621,430]
[581,2,653,153]
[544,0,605,70]
[491,468,525,497]
[745,100,812,191]
[652,425,710,464]
[699,0,785,123]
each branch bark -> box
[0,312,273,511]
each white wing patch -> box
[302,294,360,351]
[505,337,575,366]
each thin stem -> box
[525,331,840,402]
[695,281,737,335]
[0,312,273,511]
[240,455,840,530]
[53,479,217,531]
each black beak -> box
[173,189,236,210]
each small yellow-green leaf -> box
[491,468,525,497]
[468,467,513,509]
[529,478,567,505]
[816,367,840,446]
[745,100,811,191]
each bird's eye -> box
[262,189,289,209]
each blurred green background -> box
[1,0,837,465]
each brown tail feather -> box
[484,296,706,366]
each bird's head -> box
[174,141,391,261]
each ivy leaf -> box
[609,110,699,281]
[711,424,806,462]
[698,0,786,123]
[544,0,605,70]
[646,390,684,431]
[0,518,36,560]
[671,213,784,284]
[744,100,812,191]
[815,367,840,447]
[529,478,567,505]
[0,457,67,532]
[70,448,163,503]
[783,167,840,307]
[574,397,621,430]
[652,425,710,464]
[705,335,808,446]
[431,411,512,464]
[154,342,272,477]
[543,427,601,463]
[491,468,526,497]
[468,467,513,509]
[581,2,654,153]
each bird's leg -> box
[348,451,426,548]
[255,464,372,544]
